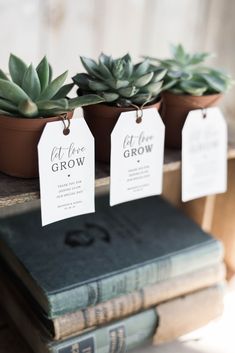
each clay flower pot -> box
[82,99,162,163]
[161,92,222,149]
[0,113,72,178]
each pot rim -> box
[162,91,223,99]
[82,97,162,111]
[0,112,73,132]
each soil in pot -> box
[83,100,162,163]
[160,92,222,149]
[0,113,72,178]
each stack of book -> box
[0,196,225,353]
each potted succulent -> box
[73,53,167,162]
[0,54,103,178]
[147,44,233,148]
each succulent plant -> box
[73,53,167,107]
[146,44,233,96]
[0,54,104,118]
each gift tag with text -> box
[110,108,165,206]
[182,107,227,202]
[38,116,95,226]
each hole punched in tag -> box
[61,113,71,135]
[136,108,143,124]
[202,108,207,119]
[130,103,144,124]
[131,99,151,124]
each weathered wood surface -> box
[0,150,182,209]
[1,147,235,209]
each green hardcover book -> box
[0,195,223,318]
[0,274,224,353]
[0,273,158,353]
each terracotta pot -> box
[161,91,222,149]
[83,100,162,163]
[0,113,73,178]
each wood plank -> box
[0,149,182,209]
[1,146,235,209]
[211,158,235,271]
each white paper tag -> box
[38,116,95,226]
[110,108,165,206]
[182,107,227,202]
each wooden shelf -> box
[1,147,235,209]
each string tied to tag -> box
[130,99,151,124]
[60,113,71,135]
[173,95,221,120]
[202,108,207,119]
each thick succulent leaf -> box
[180,81,208,96]
[72,73,90,90]
[9,54,28,86]
[119,86,138,97]
[99,53,112,69]
[36,56,50,91]
[80,56,103,79]
[112,59,125,79]
[68,94,104,109]
[37,98,68,111]
[189,52,211,65]
[38,109,70,117]
[101,92,119,102]
[133,60,150,77]
[39,71,68,100]
[22,64,41,100]
[200,73,228,92]
[0,79,29,104]
[171,44,186,64]
[49,64,53,83]
[167,70,183,79]
[131,93,152,104]
[18,99,38,117]
[98,60,113,79]
[53,83,74,99]
[0,98,18,113]
[88,80,109,91]
[122,53,131,63]
[123,59,133,78]
[181,72,193,80]
[161,79,178,91]
[0,109,12,115]
[157,58,179,69]
[0,69,9,80]
[116,98,132,107]
[135,72,154,87]
[115,80,130,89]
[107,79,129,89]
[152,68,167,82]
[169,87,185,94]
[142,81,163,95]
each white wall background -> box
[0,0,234,135]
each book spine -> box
[49,241,222,317]
[53,262,225,339]
[51,309,157,353]
[153,284,224,344]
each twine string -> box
[60,113,71,135]
[130,98,151,124]
[172,95,221,120]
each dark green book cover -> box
[0,195,223,318]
